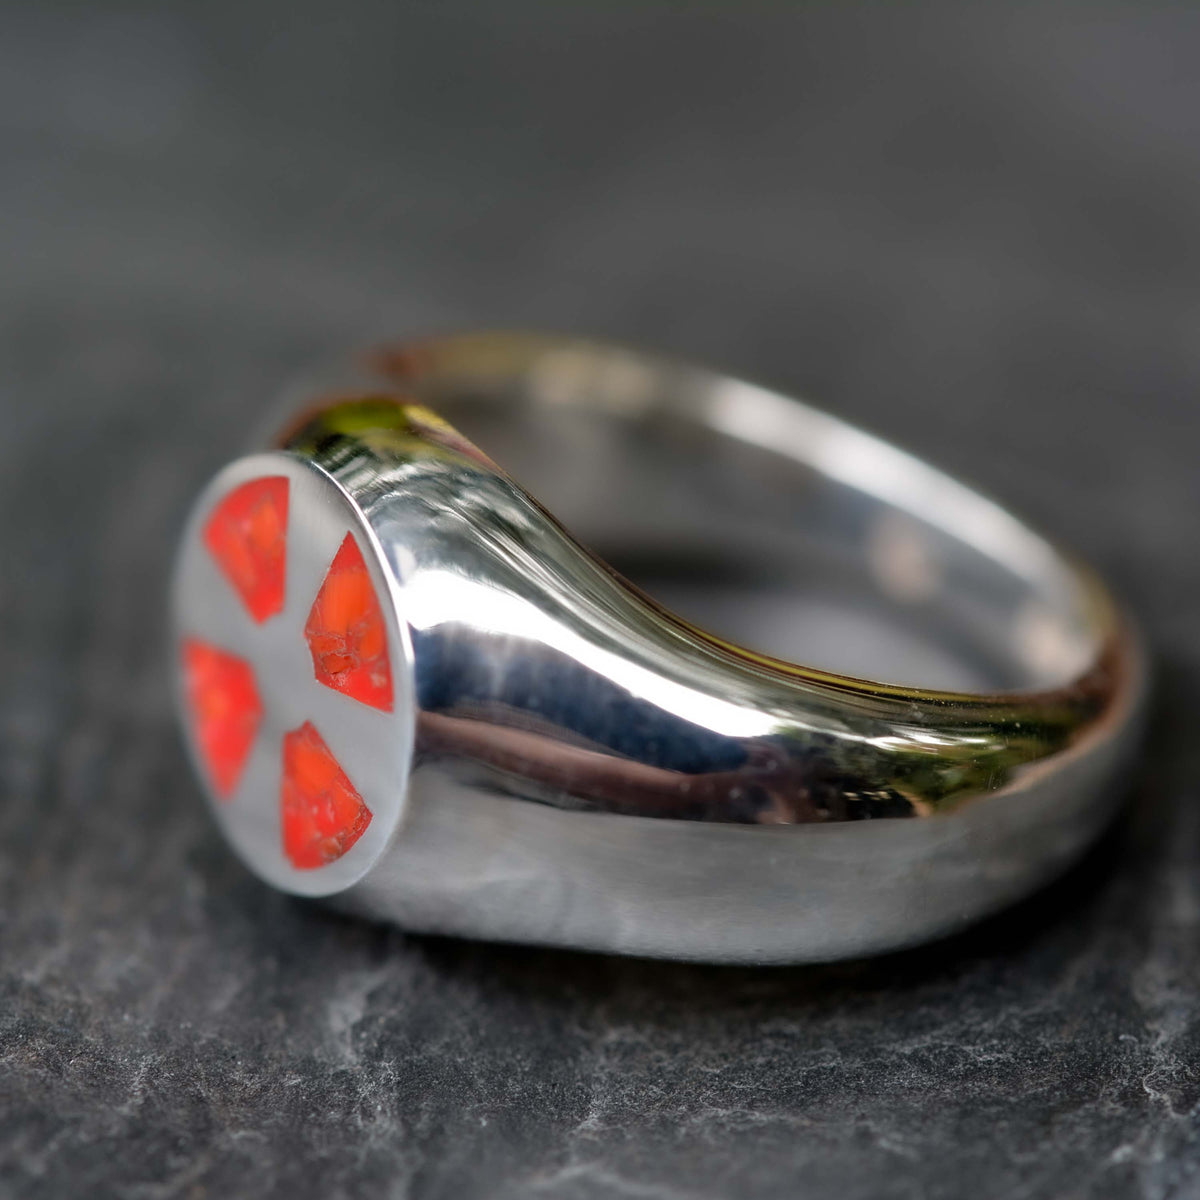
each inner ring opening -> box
[388,337,1100,693]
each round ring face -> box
[170,452,415,897]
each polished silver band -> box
[172,332,1145,963]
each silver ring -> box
[171,331,1146,963]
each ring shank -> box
[268,332,1143,962]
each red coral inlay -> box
[304,533,393,712]
[181,639,263,799]
[281,722,372,868]
[203,476,289,623]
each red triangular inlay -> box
[203,476,289,624]
[181,638,263,799]
[304,533,394,712]
[281,722,372,869]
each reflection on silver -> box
[172,332,1146,963]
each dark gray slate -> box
[0,4,1197,1197]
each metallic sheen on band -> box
[170,331,1146,963]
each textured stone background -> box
[1,4,1198,1197]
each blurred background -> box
[2,4,1197,1198]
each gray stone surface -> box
[1,3,1198,1197]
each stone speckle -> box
[1,4,1198,1197]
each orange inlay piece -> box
[304,533,393,712]
[281,722,372,869]
[203,476,289,623]
[181,639,263,799]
